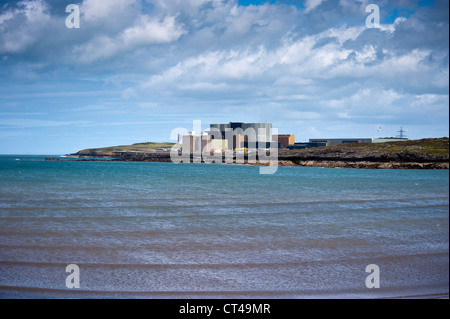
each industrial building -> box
[288,141,327,150]
[372,138,410,143]
[273,134,295,149]
[308,137,409,146]
[289,135,410,150]
[307,128,409,146]
[209,122,273,150]
[308,138,373,146]
[182,132,212,155]
[210,139,228,153]
[182,122,275,154]
[181,122,409,154]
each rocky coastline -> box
[67,138,449,170]
[275,144,449,169]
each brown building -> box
[274,134,295,149]
[210,122,273,151]
[233,134,246,151]
[182,133,212,154]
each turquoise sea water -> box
[0,155,448,298]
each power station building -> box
[182,132,212,155]
[181,121,411,154]
[274,134,295,149]
[308,138,373,146]
[308,137,409,146]
[209,122,273,150]
[289,137,410,150]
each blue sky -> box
[0,0,448,154]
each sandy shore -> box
[1,285,448,299]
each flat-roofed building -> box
[372,138,409,143]
[288,141,327,149]
[209,122,272,150]
[233,134,246,150]
[182,132,211,154]
[210,139,228,153]
[309,138,373,146]
[308,137,410,146]
[273,134,295,149]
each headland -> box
[67,138,449,169]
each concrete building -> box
[308,137,409,146]
[209,122,272,150]
[182,134,194,154]
[309,138,373,146]
[372,138,409,143]
[233,134,246,151]
[210,139,228,153]
[273,134,295,149]
[288,142,327,150]
[182,132,211,154]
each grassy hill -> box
[73,142,176,156]
[281,138,449,157]
[71,138,448,169]
[276,138,448,169]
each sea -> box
[0,155,448,298]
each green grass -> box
[79,138,449,158]
[77,142,176,154]
[371,138,449,156]
[281,138,449,157]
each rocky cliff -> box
[276,139,449,169]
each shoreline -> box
[58,154,449,170]
[66,138,449,170]
[61,152,449,170]
[1,284,448,299]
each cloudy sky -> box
[0,0,448,154]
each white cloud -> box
[74,15,186,63]
[379,16,408,33]
[319,25,365,43]
[304,0,326,13]
[143,46,274,89]
[410,94,449,111]
[0,0,53,54]
[81,0,140,25]
[0,0,448,145]
[0,10,14,25]
[122,15,186,46]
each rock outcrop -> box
[69,138,449,169]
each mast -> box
[397,126,406,138]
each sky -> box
[0,0,448,155]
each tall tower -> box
[397,126,406,138]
